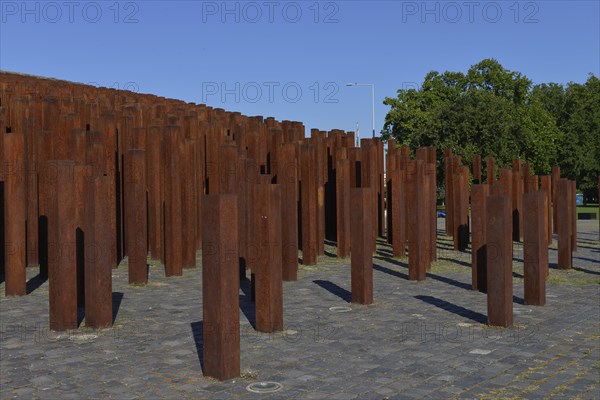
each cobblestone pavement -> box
[1,220,599,399]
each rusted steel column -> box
[427,147,437,262]
[350,187,373,305]
[74,164,91,307]
[202,194,240,381]
[255,182,283,333]
[391,156,406,258]
[523,163,531,193]
[125,149,148,284]
[84,175,113,328]
[336,158,351,258]
[182,139,197,269]
[164,126,183,276]
[473,154,482,184]
[512,160,523,242]
[314,137,326,256]
[551,166,560,234]
[279,143,299,280]
[348,147,361,188]
[523,191,547,306]
[567,181,577,252]
[471,184,489,292]
[219,144,238,195]
[3,132,26,296]
[486,156,496,185]
[530,175,539,191]
[540,176,552,246]
[26,124,39,266]
[407,160,428,281]
[48,161,77,331]
[386,147,396,245]
[486,193,513,327]
[376,139,385,238]
[244,158,259,273]
[147,126,163,260]
[300,143,317,265]
[444,149,453,235]
[452,166,469,251]
[37,130,54,279]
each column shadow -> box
[426,272,471,290]
[313,280,351,303]
[26,273,47,294]
[415,295,487,323]
[112,292,124,325]
[373,263,408,280]
[239,279,256,329]
[190,321,205,373]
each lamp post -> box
[347,83,375,138]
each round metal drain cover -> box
[246,382,283,393]
[329,306,352,313]
[68,334,98,342]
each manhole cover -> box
[68,334,98,342]
[329,306,352,313]
[513,308,533,314]
[246,382,283,393]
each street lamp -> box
[347,83,375,138]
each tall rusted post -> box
[557,179,572,269]
[523,192,547,306]
[336,159,351,258]
[472,155,482,184]
[540,176,552,245]
[570,181,577,252]
[300,143,317,265]
[202,194,240,381]
[551,166,560,234]
[3,132,26,296]
[486,156,496,185]
[486,193,513,327]
[255,182,283,333]
[48,161,78,331]
[164,126,182,276]
[471,184,489,292]
[84,175,113,328]
[407,160,428,281]
[350,188,373,304]
[512,160,523,242]
[125,149,148,284]
[391,157,406,258]
[444,149,453,235]
[279,143,299,280]
[453,166,469,251]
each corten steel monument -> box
[125,149,148,284]
[486,191,513,327]
[202,194,240,381]
[523,191,547,306]
[557,178,573,269]
[406,159,429,281]
[350,188,373,305]
[471,184,489,293]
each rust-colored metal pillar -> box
[300,143,317,265]
[391,157,406,258]
[164,126,183,276]
[336,158,351,258]
[523,191,547,306]
[486,193,513,327]
[486,156,495,184]
[255,181,283,333]
[3,132,26,296]
[48,161,78,331]
[202,194,240,380]
[407,160,428,281]
[182,139,197,269]
[551,167,560,234]
[147,126,163,260]
[555,178,573,269]
[427,147,437,262]
[453,166,469,251]
[512,160,523,242]
[350,187,373,305]
[280,143,299,280]
[472,154,482,184]
[444,149,453,235]
[471,184,489,292]
[523,163,531,193]
[540,176,552,245]
[570,181,577,252]
[125,149,148,284]
[84,175,113,328]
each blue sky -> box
[1,1,598,136]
